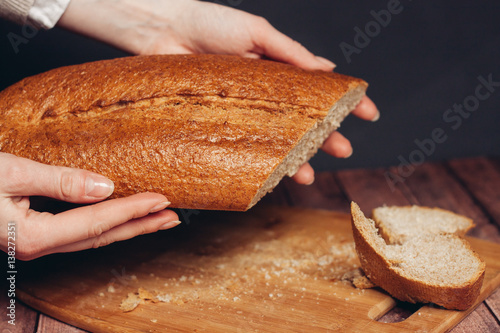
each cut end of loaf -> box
[350,202,485,310]
[246,85,367,210]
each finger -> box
[31,210,180,258]
[291,163,315,185]
[321,131,353,158]
[28,192,172,251]
[250,17,335,71]
[351,95,380,121]
[0,153,114,203]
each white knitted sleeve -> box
[0,0,35,25]
[0,0,70,29]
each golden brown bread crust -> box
[351,202,485,310]
[0,54,367,210]
[0,54,365,125]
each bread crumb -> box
[120,292,141,312]
[107,285,116,293]
[156,294,172,303]
[341,268,376,289]
[138,287,157,302]
[99,292,105,297]
[151,319,158,323]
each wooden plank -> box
[489,156,500,173]
[37,314,87,333]
[485,288,500,322]
[448,157,500,229]
[335,168,411,213]
[451,303,500,333]
[0,300,38,333]
[398,162,500,243]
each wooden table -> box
[1,156,499,332]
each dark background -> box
[0,0,498,171]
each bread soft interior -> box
[249,86,366,209]
[384,234,483,285]
[374,206,473,244]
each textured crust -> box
[373,205,475,245]
[0,54,367,210]
[351,202,485,310]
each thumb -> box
[0,153,114,203]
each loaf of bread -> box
[0,54,367,210]
[351,202,485,310]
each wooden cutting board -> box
[17,206,500,332]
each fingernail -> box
[344,148,353,158]
[85,175,114,198]
[315,56,336,69]
[371,110,381,122]
[150,201,171,213]
[159,220,181,230]
[305,176,315,186]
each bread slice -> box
[0,54,367,211]
[350,202,485,310]
[373,205,474,245]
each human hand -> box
[57,0,379,185]
[0,153,180,260]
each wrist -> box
[57,0,195,55]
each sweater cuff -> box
[0,0,70,29]
[0,0,36,26]
[27,0,71,29]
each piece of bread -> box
[0,54,367,211]
[350,202,485,310]
[373,205,475,245]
